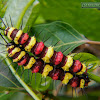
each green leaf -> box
[88,72,100,83]
[0,0,8,18]
[31,21,86,55]
[23,1,40,32]
[4,58,41,100]
[7,92,34,100]
[0,55,21,88]
[31,73,42,90]
[31,73,51,91]
[38,76,51,91]
[0,87,27,100]
[3,0,40,30]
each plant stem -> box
[5,58,40,100]
[88,72,100,83]
[85,40,100,45]
[16,0,35,29]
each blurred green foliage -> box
[0,0,8,17]
[38,0,100,41]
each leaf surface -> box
[32,21,86,55]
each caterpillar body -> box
[4,27,87,75]
[0,32,90,89]
[0,18,90,90]
[6,42,90,88]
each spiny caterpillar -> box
[0,33,90,89]
[0,18,87,75]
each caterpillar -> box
[0,32,90,90]
[0,18,87,75]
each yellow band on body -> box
[62,73,73,84]
[13,51,26,62]
[42,64,53,77]
[77,63,86,75]
[62,56,73,71]
[7,45,14,51]
[14,30,23,44]
[7,27,15,40]
[42,46,54,63]
[24,57,36,69]
[80,79,85,88]
[8,47,21,57]
[5,27,9,35]
[25,36,36,52]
